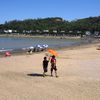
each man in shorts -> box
[43,57,49,77]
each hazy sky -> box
[0,0,100,24]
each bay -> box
[0,36,81,51]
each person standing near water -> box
[50,55,58,77]
[42,57,49,77]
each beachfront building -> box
[4,29,13,33]
[94,31,99,36]
[23,30,32,33]
[69,31,73,33]
[43,30,49,33]
[61,30,65,33]
[85,31,91,35]
[12,30,17,33]
[36,30,41,33]
[77,31,82,34]
[53,30,57,33]
[94,31,100,38]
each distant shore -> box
[0,34,81,39]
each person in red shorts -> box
[50,55,58,77]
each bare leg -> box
[51,70,53,77]
[55,71,58,77]
[43,72,46,77]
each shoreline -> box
[0,34,81,39]
[0,41,100,58]
[0,34,100,57]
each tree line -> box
[0,16,100,36]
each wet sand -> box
[0,43,100,100]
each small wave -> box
[0,49,13,52]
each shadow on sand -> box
[27,73,43,77]
[27,73,51,77]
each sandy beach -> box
[0,43,100,100]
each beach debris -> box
[26,44,48,53]
[42,44,48,48]
[5,51,11,57]
[35,44,44,52]
[29,46,34,49]
[96,48,100,50]
[27,46,34,54]
[96,46,100,50]
[34,44,48,52]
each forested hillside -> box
[0,16,100,36]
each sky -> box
[0,0,100,24]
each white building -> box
[53,30,57,33]
[4,30,12,33]
[43,30,49,32]
[85,31,91,35]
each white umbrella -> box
[29,46,34,49]
[42,44,48,48]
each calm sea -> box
[0,37,81,51]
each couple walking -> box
[43,55,58,77]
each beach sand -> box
[0,43,100,100]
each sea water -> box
[0,36,81,52]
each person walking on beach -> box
[50,55,58,77]
[42,57,49,77]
